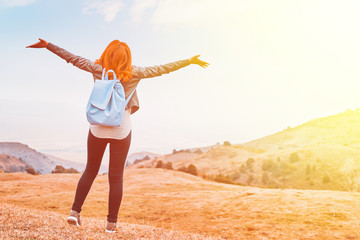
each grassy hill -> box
[1,169,360,239]
[131,109,360,191]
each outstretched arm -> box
[26,38,97,73]
[132,55,209,79]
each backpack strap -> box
[125,88,136,106]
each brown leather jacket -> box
[46,42,191,115]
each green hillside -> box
[132,109,360,191]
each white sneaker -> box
[105,221,116,233]
[67,210,81,226]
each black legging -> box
[71,130,131,223]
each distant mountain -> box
[124,145,218,167]
[0,154,30,173]
[41,153,85,171]
[0,142,92,174]
[130,109,360,192]
[0,142,56,174]
[125,152,162,167]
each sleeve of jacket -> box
[132,59,191,79]
[46,42,96,73]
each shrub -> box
[173,149,188,154]
[52,165,79,173]
[52,165,65,173]
[155,160,163,168]
[231,171,241,181]
[289,152,300,163]
[223,141,231,146]
[177,164,198,176]
[164,162,173,170]
[142,155,150,160]
[64,168,79,173]
[214,173,233,184]
[262,159,275,171]
[187,164,198,176]
[26,167,39,175]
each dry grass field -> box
[2,169,360,239]
[0,203,219,240]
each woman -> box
[26,38,209,233]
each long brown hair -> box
[95,40,133,82]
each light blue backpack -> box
[86,69,136,127]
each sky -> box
[1,0,360,164]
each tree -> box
[64,168,79,173]
[262,159,275,171]
[164,162,173,170]
[214,173,233,184]
[177,164,198,176]
[26,167,39,175]
[52,165,79,173]
[187,164,198,176]
[155,160,163,168]
[52,165,65,173]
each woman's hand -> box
[26,38,49,48]
[189,55,209,68]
